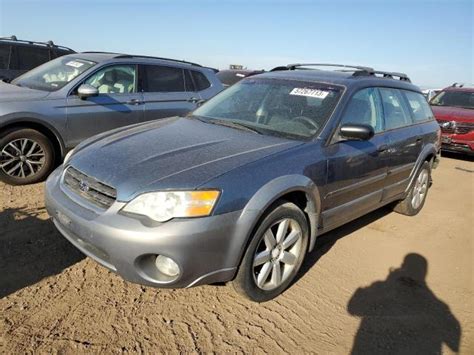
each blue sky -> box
[0,0,472,88]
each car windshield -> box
[192,78,343,140]
[430,90,474,109]
[12,56,96,92]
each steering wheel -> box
[291,116,319,131]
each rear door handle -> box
[188,97,205,105]
[416,137,423,143]
[127,99,143,105]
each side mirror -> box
[77,84,98,100]
[339,123,374,141]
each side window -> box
[143,65,185,92]
[0,44,11,69]
[184,69,195,91]
[85,65,136,94]
[17,46,50,70]
[340,87,384,133]
[379,88,413,130]
[403,90,434,122]
[191,70,211,91]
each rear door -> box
[140,64,200,122]
[0,43,11,80]
[66,64,144,147]
[379,88,424,200]
[322,87,390,229]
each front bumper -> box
[45,167,253,288]
[440,134,474,155]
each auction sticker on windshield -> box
[290,87,329,99]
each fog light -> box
[155,255,180,277]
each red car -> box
[430,85,474,155]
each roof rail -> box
[271,63,411,82]
[451,82,464,88]
[0,35,74,52]
[115,54,202,67]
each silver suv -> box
[0,52,223,185]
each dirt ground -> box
[0,153,473,354]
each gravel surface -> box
[0,154,473,353]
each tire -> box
[233,201,309,302]
[393,161,431,216]
[0,128,55,185]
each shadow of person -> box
[0,207,84,298]
[348,253,461,354]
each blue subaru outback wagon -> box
[46,64,440,301]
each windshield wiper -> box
[191,116,263,135]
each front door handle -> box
[377,144,389,153]
[127,99,143,105]
[188,97,200,103]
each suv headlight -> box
[122,190,220,222]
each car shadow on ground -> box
[0,207,84,298]
[347,253,461,354]
[441,151,474,162]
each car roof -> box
[256,67,421,92]
[442,86,474,93]
[68,52,212,71]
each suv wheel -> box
[0,128,55,185]
[233,201,309,302]
[393,161,431,216]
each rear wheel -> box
[393,161,431,216]
[233,201,309,302]
[0,128,55,185]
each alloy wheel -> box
[411,169,429,209]
[0,138,45,178]
[252,218,303,291]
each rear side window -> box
[143,65,185,92]
[17,46,50,70]
[0,44,10,69]
[379,88,413,130]
[191,70,211,91]
[403,90,434,122]
[340,87,384,133]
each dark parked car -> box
[0,35,75,82]
[217,69,264,87]
[430,84,474,155]
[45,63,440,302]
[0,52,223,185]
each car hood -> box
[431,105,474,122]
[70,117,302,201]
[0,81,50,102]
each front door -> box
[321,87,389,229]
[66,64,143,147]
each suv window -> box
[17,46,50,70]
[143,65,185,92]
[403,90,434,122]
[85,65,137,94]
[191,70,211,91]
[0,44,10,70]
[379,88,413,130]
[340,87,384,133]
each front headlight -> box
[63,149,75,165]
[122,190,220,222]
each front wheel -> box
[232,201,309,302]
[0,128,55,185]
[393,161,431,216]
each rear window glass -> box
[403,90,434,122]
[191,70,211,91]
[143,65,185,92]
[0,44,10,70]
[17,46,50,70]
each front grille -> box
[63,166,117,209]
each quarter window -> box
[340,87,384,133]
[379,88,413,129]
[85,65,137,94]
[143,65,185,92]
[403,90,434,122]
[191,70,211,91]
